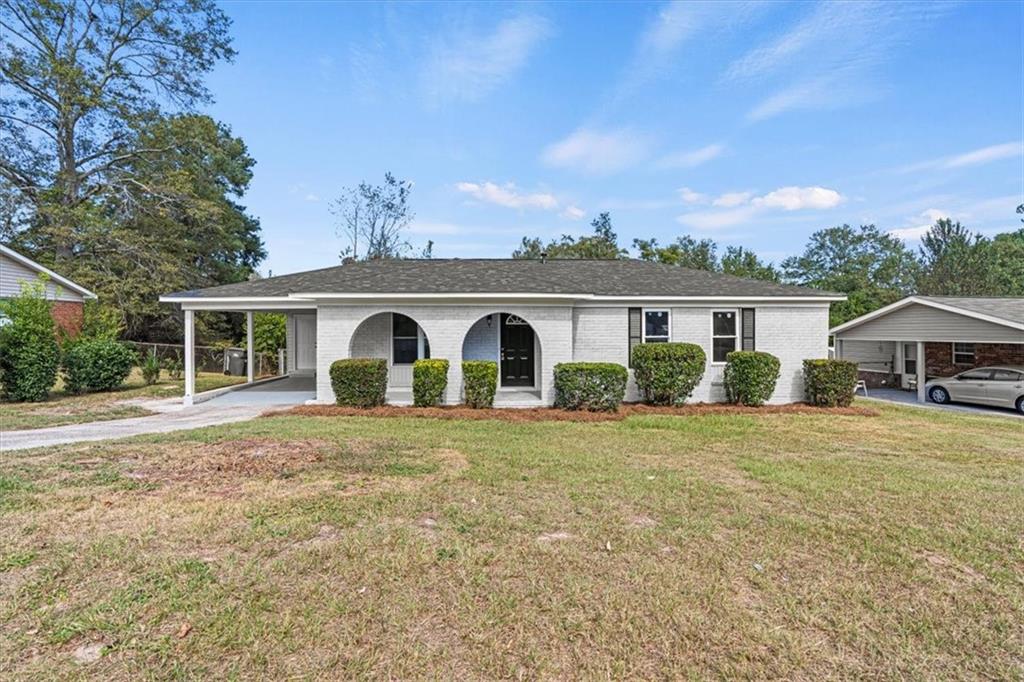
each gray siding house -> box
[161,259,843,406]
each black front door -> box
[500,314,535,387]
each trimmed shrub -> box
[724,351,781,406]
[62,339,136,394]
[462,360,497,408]
[631,343,706,406]
[330,358,388,407]
[413,359,449,407]
[803,359,858,407]
[0,280,59,402]
[553,362,628,412]
[141,349,162,385]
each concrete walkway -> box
[0,401,272,452]
[860,388,1023,419]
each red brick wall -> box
[925,342,1024,376]
[51,300,84,337]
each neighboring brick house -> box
[0,244,97,336]
[831,296,1024,401]
[161,259,843,406]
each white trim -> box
[710,308,739,365]
[162,293,845,306]
[1,244,97,299]
[641,308,670,343]
[830,296,1024,335]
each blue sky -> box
[205,1,1023,276]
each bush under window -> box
[462,360,497,408]
[62,339,137,394]
[330,358,388,407]
[803,359,858,407]
[553,362,628,412]
[631,342,706,406]
[724,351,781,406]
[0,280,60,402]
[413,359,449,407]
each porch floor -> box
[385,388,545,408]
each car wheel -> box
[1016,396,1024,416]
[929,386,950,404]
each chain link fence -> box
[126,341,283,378]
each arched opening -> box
[349,312,431,388]
[462,313,542,393]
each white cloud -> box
[656,143,724,169]
[422,15,551,104]
[303,193,321,202]
[898,142,1024,173]
[752,186,844,211]
[712,191,753,208]
[678,187,707,204]
[455,181,558,210]
[542,128,652,174]
[560,205,586,221]
[677,185,844,230]
[732,3,948,121]
[888,208,948,241]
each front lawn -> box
[0,370,246,431]
[1,402,1021,678]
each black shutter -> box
[628,307,642,367]
[741,308,755,351]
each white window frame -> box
[710,309,739,365]
[952,342,975,366]
[902,342,917,375]
[642,308,671,343]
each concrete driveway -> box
[861,388,1023,419]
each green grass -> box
[0,370,245,431]
[0,402,1021,678]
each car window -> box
[990,370,1022,382]
[959,370,992,381]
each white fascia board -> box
[0,244,98,299]
[299,292,844,303]
[830,296,1024,335]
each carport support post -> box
[246,311,255,384]
[184,309,195,406]
[916,341,926,403]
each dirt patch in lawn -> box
[268,402,878,422]
[123,438,331,484]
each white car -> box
[925,366,1024,414]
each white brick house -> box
[160,259,843,406]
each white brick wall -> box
[314,302,830,406]
[316,305,573,405]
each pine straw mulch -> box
[264,402,878,423]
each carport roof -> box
[830,296,1024,334]
[162,258,842,301]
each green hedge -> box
[553,362,628,412]
[413,359,449,407]
[62,339,136,394]
[462,360,497,408]
[330,358,388,407]
[803,359,858,407]
[724,351,781,406]
[0,281,59,402]
[631,343,706,406]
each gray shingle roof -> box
[165,259,841,299]
[920,296,1024,326]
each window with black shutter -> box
[741,308,755,351]
[628,307,642,367]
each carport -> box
[831,296,1024,402]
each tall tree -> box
[0,0,235,261]
[720,246,780,282]
[633,235,718,271]
[990,228,1024,296]
[782,224,918,327]
[332,172,414,260]
[512,212,625,259]
[915,219,996,296]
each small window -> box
[953,342,975,365]
[392,313,426,365]
[712,310,738,363]
[643,310,670,343]
[903,343,917,375]
[991,369,1022,382]
[959,369,992,381]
